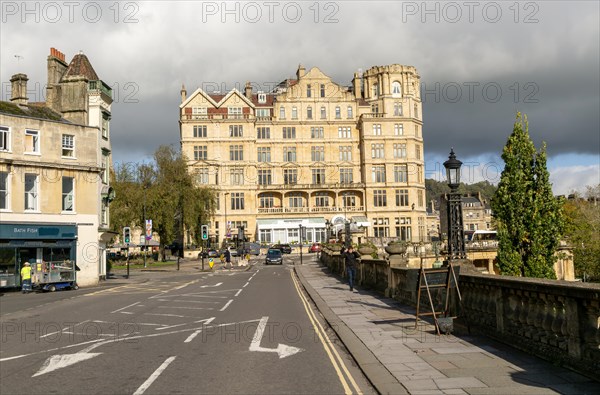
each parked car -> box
[271,244,292,254]
[309,243,322,253]
[265,249,283,265]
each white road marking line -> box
[200,282,223,288]
[119,311,134,315]
[133,356,177,395]
[92,321,165,327]
[234,289,242,297]
[242,282,249,288]
[40,320,89,339]
[144,313,186,318]
[2,319,261,363]
[156,317,215,331]
[183,317,215,343]
[111,301,140,314]
[291,271,361,394]
[156,299,219,303]
[158,306,214,310]
[220,299,233,311]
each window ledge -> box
[24,152,41,156]
[62,156,78,160]
[24,210,41,213]
[61,211,77,215]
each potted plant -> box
[357,242,376,256]
[385,240,408,255]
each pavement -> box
[294,259,600,395]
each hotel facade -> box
[179,64,426,246]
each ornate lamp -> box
[443,149,466,260]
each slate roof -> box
[0,101,66,122]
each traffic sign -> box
[209,258,214,268]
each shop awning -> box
[352,216,371,227]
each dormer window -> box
[258,92,266,103]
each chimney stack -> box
[181,84,187,103]
[244,82,252,98]
[46,47,68,112]
[352,72,362,98]
[296,64,306,80]
[10,74,29,105]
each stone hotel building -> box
[179,64,425,246]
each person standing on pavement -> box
[224,248,231,269]
[343,246,360,291]
[20,261,32,294]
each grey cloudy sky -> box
[1,0,598,194]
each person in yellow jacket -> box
[20,262,32,294]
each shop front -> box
[0,223,77,289]
[256,218,327,245]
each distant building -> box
[179,64,426,245]
[0,48,114,288]
[439,192,494,238]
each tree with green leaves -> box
[110,145,216,261]
[491,113,565,278]
[563,185,600,282]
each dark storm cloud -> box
[1,0,598,169]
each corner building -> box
[179,64,426,245]
[0,48,114,288]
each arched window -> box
[392,81,402,97]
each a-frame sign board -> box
[415,262,464,335]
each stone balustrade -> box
[319,249,600,379]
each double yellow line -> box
[291,270,362,395]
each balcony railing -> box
[257,206,365,214]
[88,80,113,99]
[182,114,254,121]
[257,182,365,191]
[360,112,386,119]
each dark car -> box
[238,242,261,256]
[198,249,219,259]
[272,244,292,254]
[265,249,283,265]
[309,243,322,253]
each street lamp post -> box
[343,192,351,248]
[299,224,304,265]
[443,148,466,260]
[224,192,230,246]
[143,185,148,268]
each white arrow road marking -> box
[200,282,222,288]
[249,316,303,359]
[32,352,102,377]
